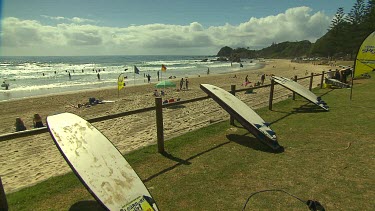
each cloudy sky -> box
[1,0,355,56]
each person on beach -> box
[334,69,341,81]
[207,68,210,75]
[153,89,159,97]
[15,117,26,132]
[33,114,44,128]
[180,78,184,90]
[243,75,250,86]
[97,73,100,80]
[147,74,151,83]
[185,78,189,90]
[261,74,265,85]
[157,71,160,81]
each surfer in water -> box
[2,81,9,90]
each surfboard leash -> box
[241,189,325,211]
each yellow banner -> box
[118,75,125,90]
[355,31,375,78]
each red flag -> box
[161,64,167,72]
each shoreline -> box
[0,57,262,102]
[0,62,264,103]
[0,59,331,193]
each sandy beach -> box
[0,59,331,193]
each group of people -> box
[153,89,165,97]
[15,114,44,132]
[242,73,267,87]
[326,68,352,83]
[179,78,189,90]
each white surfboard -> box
[200,84,281,150]
[325,78,350,88]
[272,76,329,111]
[47,113,158,211]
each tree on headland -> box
[329,7,350,57]
[218,0,375,60]
[310,1,375,59]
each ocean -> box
[0,55,262,101]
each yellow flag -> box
[118,75,125,90]
[355,31,375,78]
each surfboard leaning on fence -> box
[200,84,282,151]
[47,113,159,211]
[272,76,329,111]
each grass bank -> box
[6,72,374,210]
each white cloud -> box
[1,7,331,56]
[41,15,96,24]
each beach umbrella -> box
[155,80,176,88]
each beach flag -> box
[354,31,375,78]
[118,74,125,91]
[350,30,375,99]
[134,65,140,74]
[161,64,167,72]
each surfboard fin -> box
[318,101,327,105]
[266,130,276,136]
[254,124,262,129]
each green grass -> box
[6,72,375,210]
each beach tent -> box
[351,31,375,99]
[155,80,176,88]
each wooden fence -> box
[0,72,326,154]
[0,72,326,195]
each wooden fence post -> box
[269,79,274,110]
[155,97,165,153]
[320,71,325,89]
[293,75,297,100]
[0,176,8,211]
[309,72,314,91]
[230,85,236,125]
